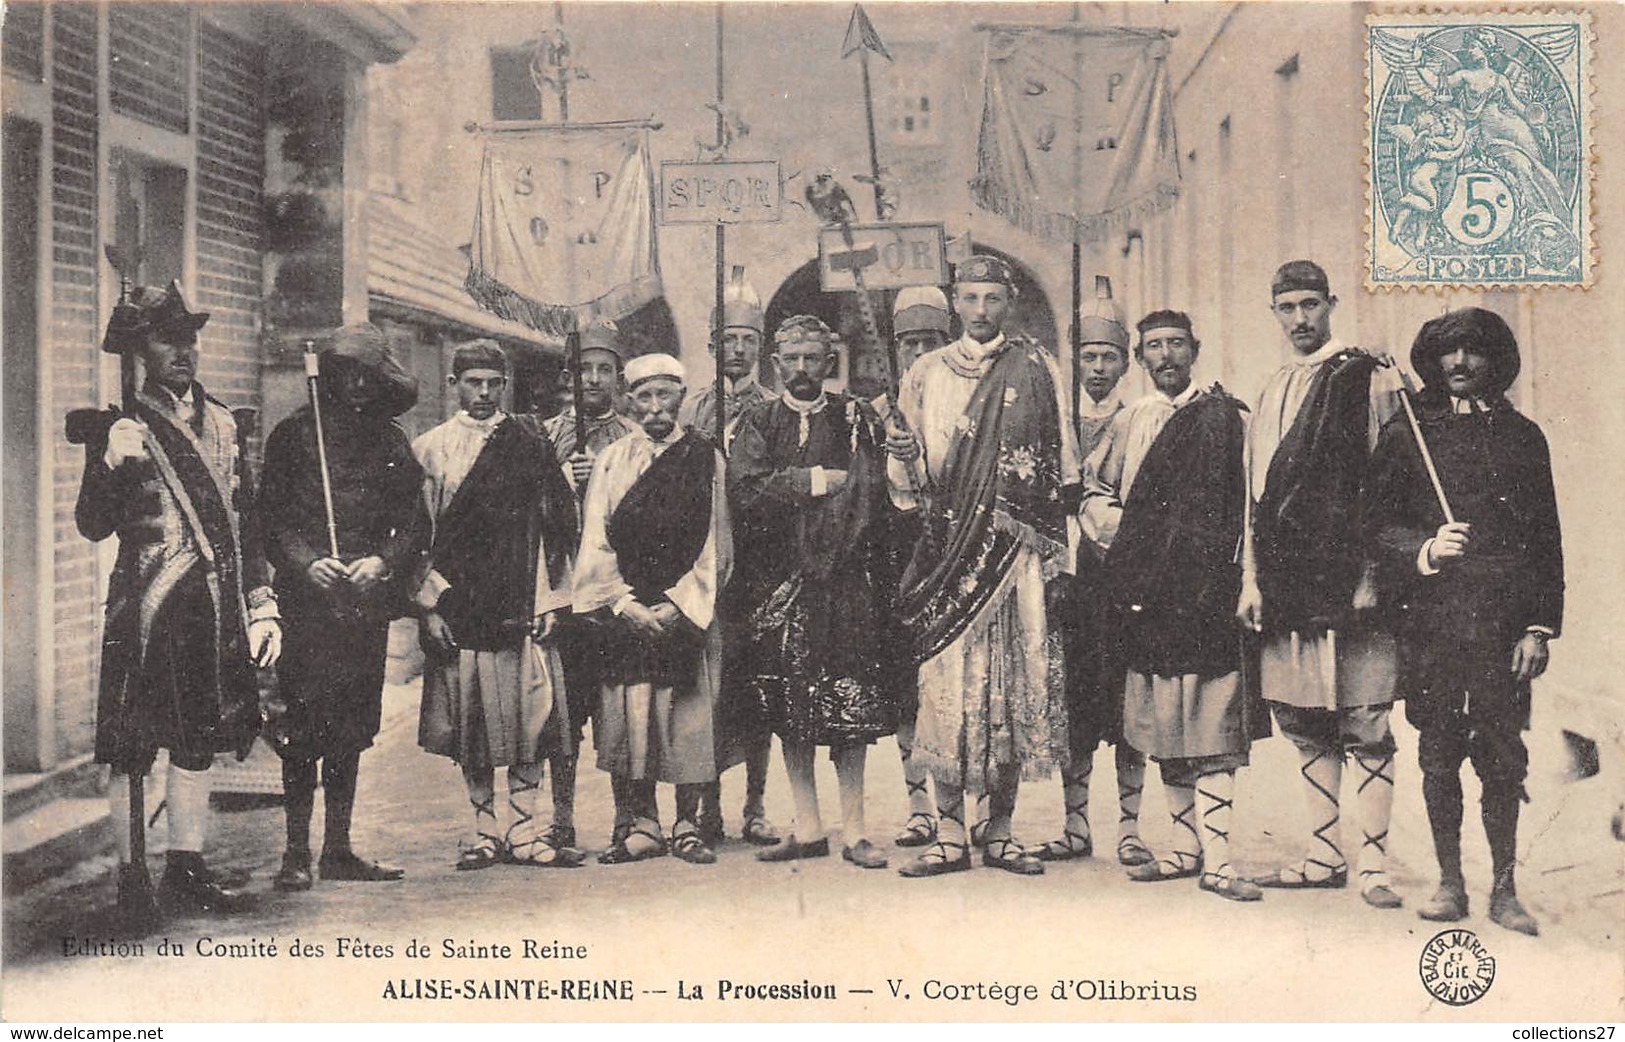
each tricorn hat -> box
[102,280,209,355]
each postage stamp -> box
[1366,10,1594,288]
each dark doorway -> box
[764,243,1057,400]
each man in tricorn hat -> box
[679,272,780,848]
[414,340,582,869]
[1240,260,1405,910]
[574,353,733,865]
[76,282,282,928]
[1041,278,1152,869]
[543,318,641,850]
[1365,307,1563,936]
[886,254,1078,878]
[259,323,428,891]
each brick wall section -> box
[194,22,265,423]
[2,2,45,81]
[109,3,190,135]
[50,3,102,761]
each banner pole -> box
[713,2,728,451]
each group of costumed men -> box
[79,254,1562,941]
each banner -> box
[466,123,662,339]
[970,26,1181,243]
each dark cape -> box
[725,393,897,745]
[427,415,577,651]
[596,430,717,689]
[898,338,1069,663]
[1254,349,1381,634]
[260,404,428,758]
[1366,390,1564,716]
[76,385,263,772]
[1104,388,1249,680]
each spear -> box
[842,4,892,222]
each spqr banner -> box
[971,25,1181,244]
[466,122,662,338]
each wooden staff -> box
[1393,366,1456,524]
[302,343,342,558]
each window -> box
[490,47,541,121]
[112,151,187,288]
[889,70,939,145]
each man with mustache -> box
[76,282,282,929]
[678,275,780,849]
[886,255,1078,878]
[542,319,641,852]
[1081,311,1263,901]
[413,340,581,869]
[1239,261,1405,910]
[260,323,428,892]
[1040,281,1153,869]
[574,353,733,865]
[727,315,896,868]
[1365,308,1562,936]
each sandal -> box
[968,819,990,849]
[898,841,972,878]
[543,823,578,851]
[982,838,1045,876]
[1127,853,1203,882]
[894,812,937,848]
[741,813,781,846]
[670,828,717,865]
[1035,830,1093,862]
[455,836,503,872]
[508,836,586,868]
[1116,834,1155,867]
[1252,862,1348,890]
[1200,871,1263,902]
[598,826,667,865]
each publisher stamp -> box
[1367,11,1594,288]
[1418,929,1496,1006]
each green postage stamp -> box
[1367,10,1594,288]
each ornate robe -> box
[889,333,1079,789]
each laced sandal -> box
[598,826,667,865]
[670,828,717,865]
[1127,852,1203,882]
[1200,871,1263,903]
[1253,861,1348,890]
[898,841,972,878]
[1116,834,1154,867]
[968,819,991,849]
[894,812,937,848]
[741,813,781,847]
[543,823,578,851]
[982,838,1045,876]
[1035,830,1093,862]
[455,835,503,872]
[508,835,586,868]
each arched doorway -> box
[763,243,1056,400]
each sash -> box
[431,416,576,650]
[1104,389,1247,678]
[606,432,716,605]
[898,340,1067,662]
[138,399,240,607]
[1255,350,1379,634]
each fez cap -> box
[452,338,508,375]
[1410,306,1521,397]
[323,322,419,417]
[1137,309,1194,336]
[1078,275,1129,352]
[578,317,624,361]
[774,314,836,348]
[954,254,1016,287]
[624,352,686,390]
[892,286,951,337]
[1272,259,1331,299]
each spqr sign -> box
[818,222,949,292]
[659,160,782,224]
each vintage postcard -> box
[2,0,1621,1029]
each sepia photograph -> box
[1,0,1620,1027]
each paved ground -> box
[4,677,1620,1023]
